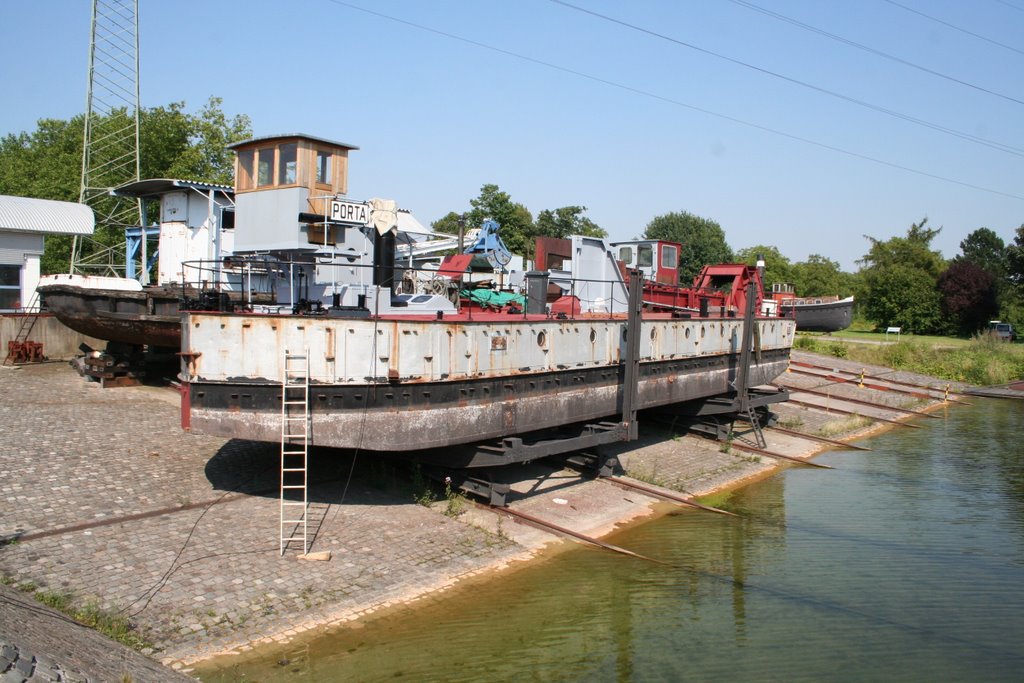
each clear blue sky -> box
[2,0,1022,271]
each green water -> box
[197,398,1024,682]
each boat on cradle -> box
[176,134,796,463]
[769,283,854,333]
[37,178,239,350]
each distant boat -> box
[769,284,854,333]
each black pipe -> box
[373,229,396,290]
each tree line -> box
[2,99,1020,335]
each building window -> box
[0,264,20,310]
[278,143,297,185]
[315,149,332,185]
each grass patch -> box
[777,416,804,429]
[818,414,874,438]
[628,464,669,488]
[19,585,151,650]
[798,331,1024,386]
[840,336,1024,385]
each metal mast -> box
[72,0,142,276]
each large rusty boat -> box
[175,134,795,464]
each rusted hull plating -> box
[39,284,182,347]
[181,311,795,452]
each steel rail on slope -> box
[722,440,834,469]
[767,425,872,451]
[604,476,738,517]
[785,397,922,428]
[792,386,941,419]
[789,359,971,401]
[488,504,671,566]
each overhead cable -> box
[550,0,1024,157]
[726,0,1024,106]
[324,0,1024,202]
[882,0,1024,56]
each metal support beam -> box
[621,269,644,441]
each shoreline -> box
[183,404,889,670]
[0,352,972,678]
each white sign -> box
[330,200,371,225]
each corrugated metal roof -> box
[227,133,360,151]
[112,178,235,198]
[0,195,94,236]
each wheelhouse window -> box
[0,264,20,310]
[637,245,654,268]
[256,147,275,187]
[618,246,634,265]
[237,150,255,190]
[660,244,678,269]
[315,149,332,186]
[278,143,297,185]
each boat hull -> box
[38,283,182,348]
[781,296,854,333]
[180,311,795,452]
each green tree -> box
[791,254,854,298]
[643,210,733,284]
[0,97,251,273]
[430,184,535,257]
[858,218,947,333]
[959,227,1007,279]
[734,245,794,291]
[534,206,606,239]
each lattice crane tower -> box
[72,0,142,276]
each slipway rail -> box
[785,397,922,428]
[767,425,872,451]
[789,361,971,403]
[724,440,834,469]
[792,386,941,419]
[605,476,738,517]
[490,505,672,566]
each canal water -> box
[197,397,1024,682]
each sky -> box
[1,0,1022,271]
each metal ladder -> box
[3,292,42,366]
[280,349,310,555]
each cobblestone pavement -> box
[0,356,953,673]
[0,364,522,671]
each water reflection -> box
[197,398,1024,682]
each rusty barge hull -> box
[38,283,182,348]
[181,311,795,452]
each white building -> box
[0,195,94,311]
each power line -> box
[549,0,1024,157]
[322,0,1024,202]
[994,0,1024,13]
[726,0,1024,107]
[882,0,1024,56]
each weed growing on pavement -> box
[410,464,436,507]
[443,479,467,518]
